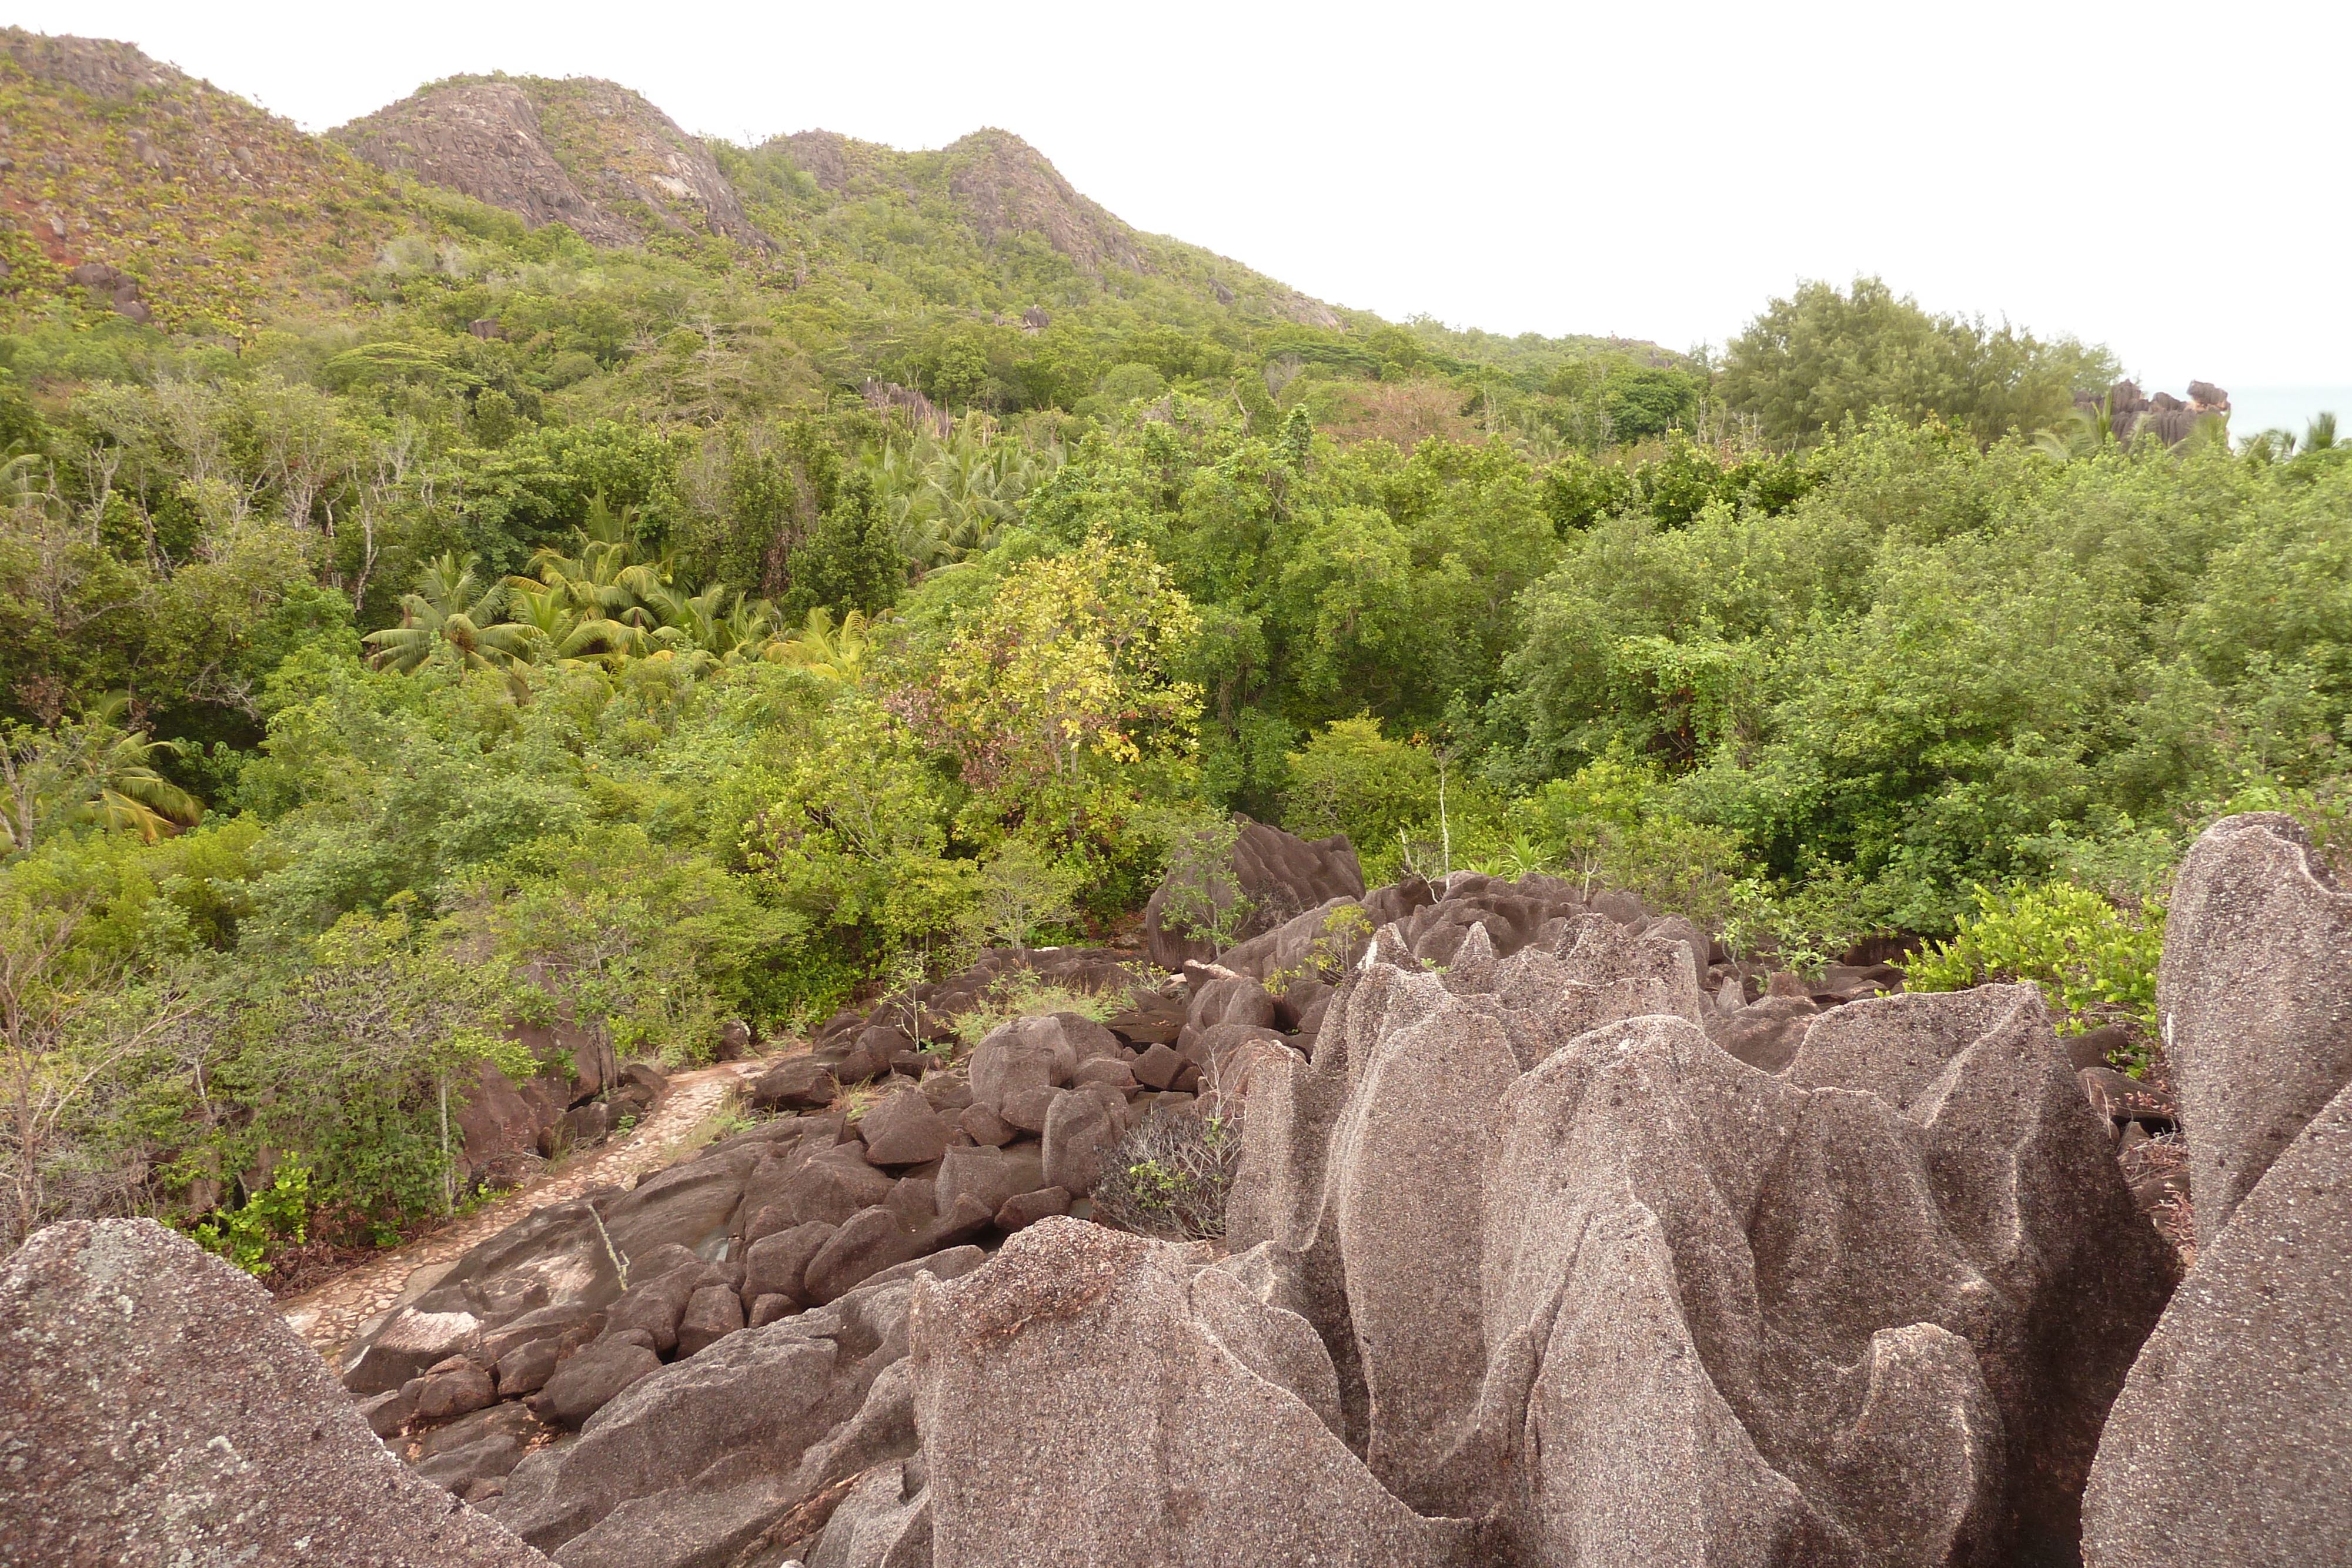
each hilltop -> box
[0,30,430,333]
[0,28,1675,419]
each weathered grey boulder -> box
[2153,811,2352,1243]
[910,1218,1475,1566]
[1324,967,1525,1503]
[2081,813,2352,1566]
[2081,1078,2352,1566]
[1465,994,2163,1563]
[0,1218,552,1566]
[810,1458,931,1568]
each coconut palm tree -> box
[0,697,202,854]
[518,494,674,630]
[362,553,537,676]
[2030,396,2117,463]
[764,607,871,682]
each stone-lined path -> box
[280,1059,761,1362]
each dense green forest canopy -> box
[4,30,2347,1259]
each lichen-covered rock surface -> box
[0,1218,552,1566]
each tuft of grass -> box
[830,1083,887,1124]
[659,1088,751,1162]
[950,970,1136,1048]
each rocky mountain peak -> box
[0,28,182,102]
[939,126,1148,276]
[333,74,770,252]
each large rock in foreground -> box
[2083,813,2352,1565]
[2153,811,2352,1244]
[1231,922,2176,1566]
[0,1218,551,1567]
[910,1218,1476,1567]
[2082,1079,2352,1566]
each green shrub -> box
[189,1158,310,1275]
[1903,882,2163,1055]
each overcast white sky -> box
[16,1,2351,390]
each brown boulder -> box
[529,1339,662,1429]
[1040,1087,1117,1197]
[676,1283,746,1358]
[800,1195,993,1304]
[414,1355,497,1422]
[495,1338,562,1398]
[744,1221,836,1306]
[993,1186,1071,1231]
[857,1088,953,1166]
[1142,817,1368,969]
[750,1057,840,1113]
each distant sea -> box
[2221,386,2352,444]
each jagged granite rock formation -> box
[910,1218,1478,1567]
[2142,811,2352,1243]
[0,1218,552,1566]
[1144,818,1368,971]
[1205,928,2173,1564]
[2082,814,2352,1566]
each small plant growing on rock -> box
[1156,815,1257,949]
[1088,1109,1240,1242]
[951,972,1131,1048]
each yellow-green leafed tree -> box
[908,532,1202,837]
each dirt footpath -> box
[279,1060,760,1360]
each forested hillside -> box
[3,28,2346,1266]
